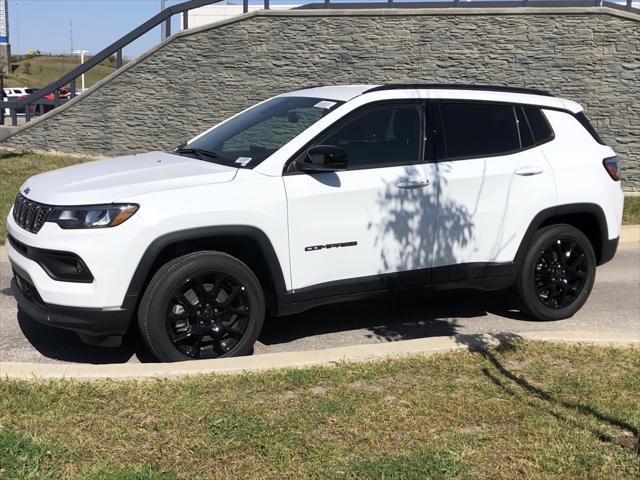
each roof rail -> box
[364,84,554,97]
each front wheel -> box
[138,251,265,362]
[516,224,596,321]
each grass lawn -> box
[5,55,119,90]
[0,341,639,479]
[623,196,640,225]
[0,151,639,244]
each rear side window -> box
[523,107,554,144]
[438,103,520,160]
[574,111,606,145]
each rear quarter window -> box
[573,111,606,145]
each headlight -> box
[47,204,138,229]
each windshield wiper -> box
[173,145,218,161]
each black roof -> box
[365,84,554,97]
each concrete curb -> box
[1,330,637,381]
[620,224,640,244]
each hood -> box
[20,151,238,205]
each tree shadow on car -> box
[16,308,155,364]
[258,162,560,350]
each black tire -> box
[138,251,265,362]
[516,224,596,321]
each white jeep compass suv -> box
[7,84,624,362]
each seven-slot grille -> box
[12,194,53,234]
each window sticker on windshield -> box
[235,157,252,166]
[314,100,337,110]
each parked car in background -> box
[28,87,71,116]
[3,87,37,98]
[3,87,37,115]
[3,87,72,117]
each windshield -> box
[173,96,343,168]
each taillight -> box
[603,156,620,181]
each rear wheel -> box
[516,224,596,321]
[138,251,265,362]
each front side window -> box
[438,102,520,160]
[314,103,424,169]
[178,96,343,168]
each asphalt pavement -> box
[1,242,638,365]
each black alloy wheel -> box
[533,238,588,310]
[138,251,265,362]
[167,273,251,359]
[517,224,596,321]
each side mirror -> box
[296,145,348,173]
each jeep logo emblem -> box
[23,187,31,195]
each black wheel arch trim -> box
[514,203,614,267]
[121,226,289,312]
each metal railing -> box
[1,0,638,127]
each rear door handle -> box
[514,166,544,176]
[396,179,430,189]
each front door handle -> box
[396,179,430,189]
[514,166,544,176]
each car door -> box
[430,101,557,279]
[283,101,438,293]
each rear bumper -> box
[599,236,619,265]
[10,265,132,340]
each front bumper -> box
[10,264,133,341]
[6,209,155,308]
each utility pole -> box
[0,0,11,74]
[69,20,74,54]
[160,0,166,40]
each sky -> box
[8,0,194,58]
